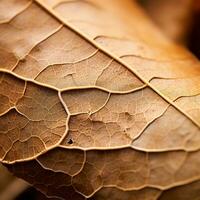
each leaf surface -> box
[0,0,200,199]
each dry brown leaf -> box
[0,0,200,199]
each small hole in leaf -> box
[68,139,73,144]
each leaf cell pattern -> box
[0,0,200,199]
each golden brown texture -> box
[0,0,200,199]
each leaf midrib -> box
[34,0,200,129]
